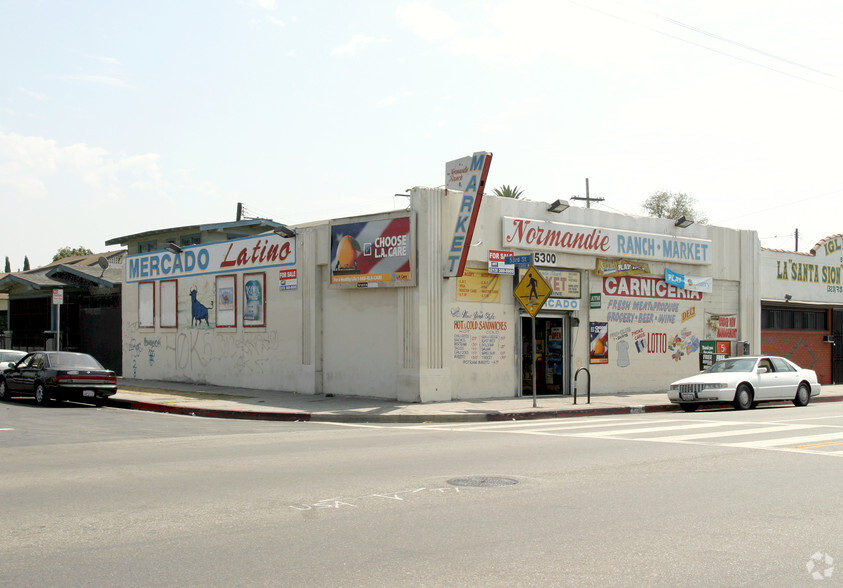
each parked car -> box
[0,351,117,406]
[668,355,821,412]
[0,349,26,371]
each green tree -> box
[23,256,30,271]
[53,246,93,262]
[493,185,525,199]
[642,191,708,224]
[3,256,9,273]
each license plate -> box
[680,392,696,401]
[83,390,95,398]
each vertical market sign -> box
[330,216,414,288]
[444,151,493,278]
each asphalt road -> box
[1,399,841,587]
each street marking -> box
[727,431,843,448]
[796,439,843,450]
[650,424,819,442]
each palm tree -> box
[493,185,525,199]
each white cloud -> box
[397,2,460,40]
[0,130,163,201]
[377,91,411,107]
[60,74,134,89]
[331,35,387,57]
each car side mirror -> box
[757,367,768,374]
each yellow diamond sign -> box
[514,265,552,317]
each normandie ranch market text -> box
[503,218,712,264]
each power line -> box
[608,0,837,79]
[566,0,843,92]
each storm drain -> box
[447,476,519,488]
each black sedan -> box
[0,351,117,406]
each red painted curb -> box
[111,399,311,422]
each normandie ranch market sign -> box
[125,235,295,283]
[503,217,712,265]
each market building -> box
[759,236,843,384]
[114,153,761,401]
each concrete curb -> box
[106,390,843,424]
[107,398,311,421]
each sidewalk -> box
[106,379,843,423]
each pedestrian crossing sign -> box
[514,265,551,317]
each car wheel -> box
[680,403,699,412]
[733,385,753,410]
[793,383,811,407]
[0,379,8,401]
[34,383,50,406]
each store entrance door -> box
[521,315,570,396]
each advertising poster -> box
[590,321,609,364]
[216,275,236,327]
[243,272,265,327]
[330,216,414,288]
[457,269,501,302]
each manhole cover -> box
[447,476,519,488]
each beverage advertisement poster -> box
[216,275,236,327]
[590,321,609,364]
[243,272,265,327]
[330,215,414,288]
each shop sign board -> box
[699,340,731,370]
[665,268,713,293]
[279,269,297,291]
[537,268,580,298]
[488,250,515,275]
[444,152,493,278]
[502,217,712,265]
[596,258,650,277]
[126,233,295,283]
[514,265,552,317]
[330,215,414,288]
[544,298,580,310]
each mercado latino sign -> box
[126,234,295,283]
[503,217,712,265]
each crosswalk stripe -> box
[573,422,734,437]
[646,424,819,442]
[726,431,843,448]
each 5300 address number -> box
[532,252,557,265]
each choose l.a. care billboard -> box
[330,215,415,288]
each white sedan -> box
[668,355,821,412]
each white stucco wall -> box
[119,182,761,400]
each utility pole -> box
[570,178,605,208]
[795,228,799,251]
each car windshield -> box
[707,358,757,373]
[47,353,104,370]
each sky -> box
[1,0,842,271]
